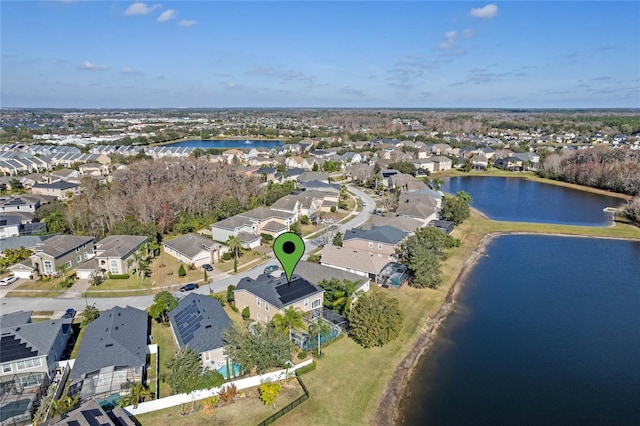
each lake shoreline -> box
[376,225,640,425]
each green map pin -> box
[273,232,305,283]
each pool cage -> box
[292,308,347,351]
[0,372,49,426]
[377,262,409,288]
[67,365,144,403]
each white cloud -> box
[121,67,142,75]
[438,31,457,49]
[80,61,110,71]
[158,10,177,23]
[461,29,476,39]
[125,2,161,16]
[470,4,498,19]
[179,19,197,27]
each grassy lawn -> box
[151,321,179,398]
[70,323,87,359]
[5,290,64,298]
[134,381,306,426]
[15,278,67,291]
[216,250,267,274]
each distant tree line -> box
[537,147,640,196]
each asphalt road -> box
[0,184,375,316]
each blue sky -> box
[2,1,639,108]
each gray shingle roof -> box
[70,306,149,380]
[168,293,231,354]
[235,274,323,309]
[0,313,69,363]
[162,234,215,259]
[96,235,148,258]
[294,261,365,286]
[343,225,408,245]
[34,235,95,259]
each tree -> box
[441,193,471,225]
[89,271,102,287]
[318,278,362,315]
[0,246,32,273]
[120,382,152,409]
[148,291,178,324]
[177,264,186,277]
[222,322,292,374]
[289,221,302,236]
[226,285,235,304]
[165,347,201,395]
[50,395,79,416]
[348,291,402,348]
[80,304,100,328]
[396,227,459,289]
[272,306,308,343]
[461,158,472,172]
[226,235,243,273]
[308,318,332,355]
[388,161,417,176]
[332,231,343,247]
[259,382,282,408]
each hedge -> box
[108,273,130,280]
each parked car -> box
[63,308,76,319]
[0,275,18,286]
[264,264,280,274]
[202,264,214,272]
[180,283,199,292]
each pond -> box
[442,176,626,226]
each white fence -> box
[123,359,314,416]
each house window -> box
[16,358,42,370]
[76,255,82,263]
[257,312,261,320]
[256,298,261,307]
[265,316,269,323]
[21,375,39,387]
[205,352,210,361]
[83,252,89,259]
[304,298,309,308]
[312,299,321,309]
[265,302,269,311]
[368,242,373,248]
[110,260,119,274]
[65,261,72,269]
[43,260,53,275]
[2,364,11,373]
[378,243,383,250]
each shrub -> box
[177,264,186,277]
[222,252,232,261]
[338,201,348,210]
[259,382,282,407]
[307,254,321,263]
[297,350,308,359]
[218,383,237,404]
[330,206,337,212]
[260,233,274,241]
[211,294,226,306]
[295,360,316,376]
[230,303,239,313]
[108,273,130,280]
[241,306,250,320]
[299,215,310,225]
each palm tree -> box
[308,318,332,355]
[50,395,79,416]
[226,235,243,273]
[121,382,152,409]
[272,306,307,343]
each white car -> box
[0,275,18,286]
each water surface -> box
[399,235,640,425]
[442,176,625,226]
[164,139,283,149]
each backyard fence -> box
[256,376,309,426]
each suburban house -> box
[0,195,42,214]
[234,274,324,326]
[0,215,21,239]
[389,173,428,192]
[211,207,296,247]
[319,245,392,283]
[0,311,73,381]
[285,156,314,170]
[68,306,150,402]
[409,158,436,173]
[30,181,79,200]
[428,219,456,235]
[378,169,400,188]
[293,260,370,295]
[365,215,424,234]
[470,154,489,170]
[342,225,408,260]
[495,156,524,171]
[168,293,233,377]
[395,191,441,224]
[430,156,453,171]
[50,398,135,426]
[162,234,228,267]
[0,311,73,425]
[75,235,148,279]
[30,235,95,277]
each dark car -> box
[264,264,280,274]
[63,308,76,319]
[202,264,214,272]
[180,283,199,292]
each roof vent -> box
[205,325,212,329]
[105,343,113,348]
